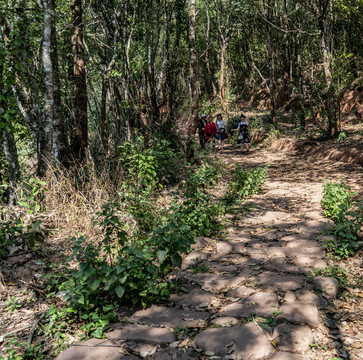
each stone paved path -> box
[56,145,357,360]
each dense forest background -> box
[0,1,362,358]
[1,0,362,195]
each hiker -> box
[198,113,207,149]
[215,113,228,150]
[232,114,250,153]
[204,115,218,147]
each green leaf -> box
[88,278,101,291]
[171,254,182,268]
[92,328,104,338]
[115,285,125,299]
[157,250,167,263]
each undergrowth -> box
[0,138,269,359]
[321,178,362,259]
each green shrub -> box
[49,198,196,319]
[324,203,362,259]
[118,142,161,191]
[321,179,362,259]
[118,139,182,190]
[227,165,268,201]
[321,178,356,221]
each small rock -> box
[210,317,239,327]
[314,276,340,298]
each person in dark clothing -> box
[232,114,250,153]
[198,113,207,149]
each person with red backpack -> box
[204,115,218,146]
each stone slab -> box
[256,273,306,291]
[154,348,199,360]
[274,323,313,353]
[170,286,215,308]
[267,352,310,360]
[294,289,327,309]
[107,324,175,345]
[221,292,279,318]
[194,323,274,358]
[202,275,246,292]
[245,211,291,225]
[277,302,319,328]
[191,237,211,250]
[128,305,209,329]
[226,285,255,298]
[293,256,327,269]
[215,240,246,254]
[56,339,137,360]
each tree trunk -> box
[186,0,199,162]
[320,2,337,137]
[51,0,69,167]
[71,0,88,162]
[0,61,19,206]
[219,41,228,110]
[100,76,108,152]
[266,0,276,124]
[205,0,217,97]
[38,0,55,176]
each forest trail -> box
[56,144,362,360]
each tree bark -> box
[219,41,228,109]
[51,0,69,167]
[38,0,55,176]
[0,60,19,206]
[186,0,199,161]
[205,0,217,97]
[71,0,88,162]
[320,1,337,137]
[100,76,108,152]
[266,0,276,124]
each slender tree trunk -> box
[320,2,337,137]
[0,62,19,206]
[219,41,228,110]
[266,0,276,124]
[51,0,69,167]
[186,0,199,161]
[38,0,54,176]
[71,0,88,162]
[100,76,108,152]
[205,0,217,97]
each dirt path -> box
[57,145,362,360]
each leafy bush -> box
[321,178,356,221]
[227,165,268,201]
[0,212,23,257]
[321,179,362,259]
[182,158,223,198]
[324,203,362,259]
[118,139,182,191]
[118,142,162,191]
[50,198,196,321]
[169,157,225,237]
[17,178,48,215]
